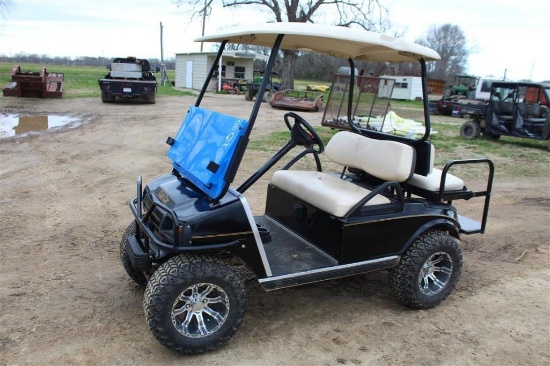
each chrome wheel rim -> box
[171,283,230,338]
[418,252,453,296]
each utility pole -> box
[160,21,167,86]
[529,59,535,81]
[200,0,207,52]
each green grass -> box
[2,62,547,178]
[0,62,193,98]
[429,120,549,177]
[293,79,330,89]
[293,79,332,100]
[251,118,549,179]
[390,99,424,108]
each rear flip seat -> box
[407,144,465,192]
[271,131,415,217]
[408,168,464,191]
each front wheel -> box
[389,230,462,309]
[144,254,246,354]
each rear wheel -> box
[101,91,114,103]
[144,254,246,354]
[390,230,462,309]
[244,89,253,101]
[460,120,480,139]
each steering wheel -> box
[284,112,324,153]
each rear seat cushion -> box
[408,168,464,191]
[271,170,390,217]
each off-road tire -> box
[144,254,246,355]
[482,131,501,140]
[244,89,253,101]
[389,230,462,309]
[120,221,148,286]
[262,89,272,103]
[460,120,481,139]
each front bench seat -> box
[271,131,415,217]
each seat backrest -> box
[167,106,249,200]
[412,139,433,177]
[493,101,514,115]
[325,131,415,182]
[518,102,540,117]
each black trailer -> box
[434,97,487,118]
[119,23,494,355]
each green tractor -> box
[244,70,282,102]
[444,75,479,99]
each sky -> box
[0,0,549,82]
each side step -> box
[457,214,482,234]
[259,255,400,291]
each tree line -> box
[0,53,177,70]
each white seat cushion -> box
[325,131,415,182]
[408,168,464,191]
[271,170,390,217]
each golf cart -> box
[120,23,494,355]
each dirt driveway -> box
[1,94,548,365]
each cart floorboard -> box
[255,216,337,276]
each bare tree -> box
[177,0,391,88]
[0,0,12,17]
[415,24,470,82]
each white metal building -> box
[378,75,423,100]
[175,51,267,91]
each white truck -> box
[98,57,158,103]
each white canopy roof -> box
[196,23,440,62]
